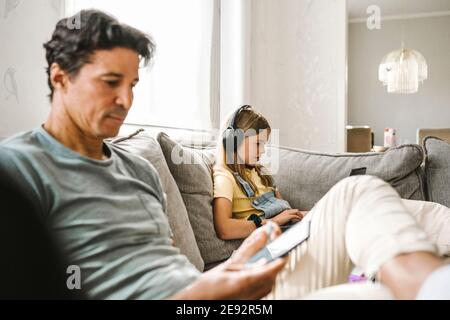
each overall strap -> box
[232,172,255,198]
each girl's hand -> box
[270,209,303,226]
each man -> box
[1,10,449,300]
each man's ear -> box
[50,63,69,94]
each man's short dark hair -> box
[43,9,155,100]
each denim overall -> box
[232,172,292,219]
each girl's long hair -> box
[216,106,275,195]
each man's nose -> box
[115,87,133,110]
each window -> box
[66,0,218,131]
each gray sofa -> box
[112,132,450,272]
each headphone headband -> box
[228,105,252,130]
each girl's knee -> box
[327,176,393,202]
[335,175,384,190]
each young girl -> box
[213,105,307,240]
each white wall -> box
[0,0,62,140]
[250,0,348,152]
[348,15,450,146]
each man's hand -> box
[226,221,282,265]
[169,223,287,300]
[270,209,303,226]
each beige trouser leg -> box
[267,175,450,300]
[401,199,450,256]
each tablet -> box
[246,219,311,265]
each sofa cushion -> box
[157,133,242,267]
[424,137,450,208]
[112,132,204,271]
[270,144,425,210]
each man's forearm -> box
[167,279,214,300]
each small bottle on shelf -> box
[384,128,396,148]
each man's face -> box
[61,47,140,139]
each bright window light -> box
[66,0,214,130]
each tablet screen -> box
[246,219,311,264]
[266,219,311,259]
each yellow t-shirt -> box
[213,164,274,220]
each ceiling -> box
[348,0,450,19]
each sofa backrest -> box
[424,137,450,208]
[271,144,426,210]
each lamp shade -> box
[378,48,428,94]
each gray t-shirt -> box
[0,126,200,299]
